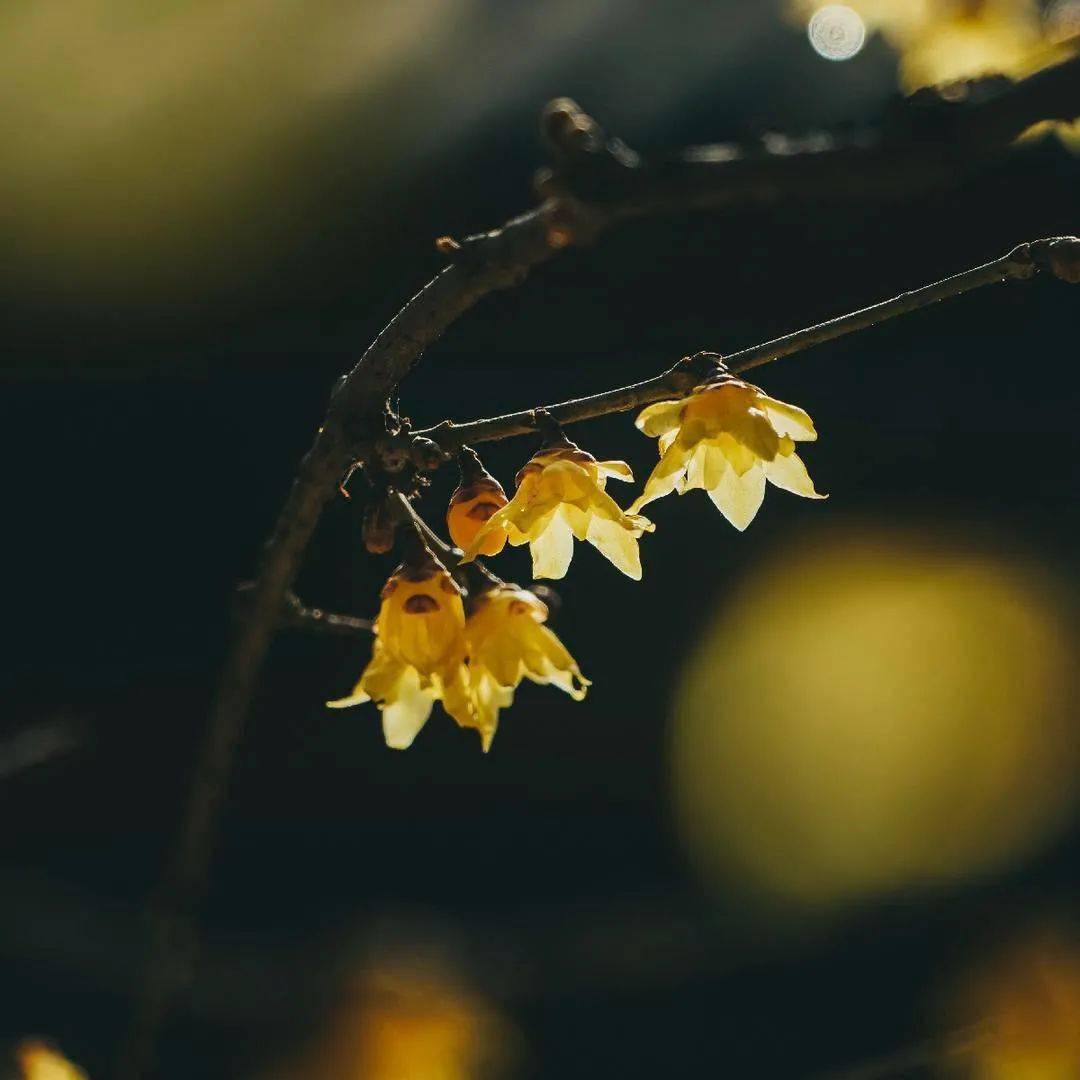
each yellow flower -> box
[461,444,653,580]
[327,554,473,749]
[446,449,509,556]
[463,586,589,749]
[629,377,825,530]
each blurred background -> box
[1,1,1078,1076]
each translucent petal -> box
[326,689,372,709]
[635,398,685,436]
[535,459,597,503]
[764,448,826,499]
[682,443,710,492]
[716,432,759,476]
[380,667,437,749]
[729,407,781,462]
[587,514,644,580]
[596,460,635,482]
[630,441,692,511]
[759,394,818,441]
[327,644,406,709]
[560,502,591,541]
[437,663,475,730]
[530,512,575,579]
[702,445,728,492]
[708,463,766,530]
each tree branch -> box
[117,56,1080,1079]
[420,237,1079,451]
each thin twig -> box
[118,59,1080,1078]
[420,237,1077,451]
[282,595,373,637]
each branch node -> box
[1030,235,1080,283]
[669,350,727,389]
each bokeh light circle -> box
[670,528,1077,910]
[807,5,867,60]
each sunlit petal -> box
[765,447,826,498]
[530,512,575,579]
[759,394,818,441]
[708,463,766,530]
[635,398,685,436]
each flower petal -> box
[635,398,685,436]
[530,512,575,579]
[759,394,818,441]
[729,407,781,462]
[708,463,766,530]
[764,448,826,499]
[438,663,476,730]
[716,431,759,476]
[630,440,692,511]
[596,460,635,482]
[380,666,437,749]
[587,514,644,579]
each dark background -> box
[1,2,1077,1076]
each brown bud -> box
[362,499,397,555]
[409,436,448,471]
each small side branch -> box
[421,237,1078,452]
[282,595,372,637]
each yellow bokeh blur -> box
[0,0,452,287]
[16,1041,88,1080]
[944,931,1080,1078]
[264,959,517,1080]
[793,0,1069,86]
[670,527,1077,909]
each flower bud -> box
[446,447,509,556]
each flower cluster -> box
[332,373,822,750]
[328,543,587,751]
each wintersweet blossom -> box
[461,442,653,580]
[629,377,825,530]
[327,551,473,749]
[446,448,510,556]
[464,586,589,749]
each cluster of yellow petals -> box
[461,445,653,580]
[332,378,824,750]
[464,586,589,746]
[327,558,473,750]
[328,559,586,751]
[629,378,825,530]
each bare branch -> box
[117,57,1080,1079]
[421,237,1079,451]
[282,594,372,637]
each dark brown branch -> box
[118,57,1080,1079]
[420,237,1079,451]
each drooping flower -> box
[446,446,509,556]
[463,585,589,749]
[629,376,825,530]
[327,547,473,749]
[461,434,653,580]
